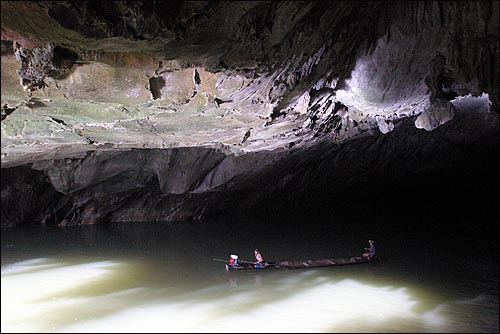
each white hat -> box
[230,254,238,259]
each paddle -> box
[212,258,255,264]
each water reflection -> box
[1,257,472,333]
[1,217,497,333]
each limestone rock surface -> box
[1,1,498,226]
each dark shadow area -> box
[148,76,165,100]
[50,45,79,80]
[0,165,66,227]
[1,40,13,55]
[211,111,499,239]
[214,97,232,108]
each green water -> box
[1,215,498,333]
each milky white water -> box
[2,215,498,333]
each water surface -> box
[1,215,498,333]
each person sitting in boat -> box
[254,249,265,268]
[363,240,376,259]
[229,254,239,267]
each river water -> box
[1,213,498,333]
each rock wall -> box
[1,1,498,227]
[2,102,497,227]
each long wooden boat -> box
[224,255,377,271]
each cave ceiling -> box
[0,1,498,226]
[1,1,497,166]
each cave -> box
[1,1,498,332]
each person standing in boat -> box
[363,240,376,259]
[254,249,265,268]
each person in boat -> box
[228,254,239,267]
[254,249,265,268]
[363,240,376,259]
